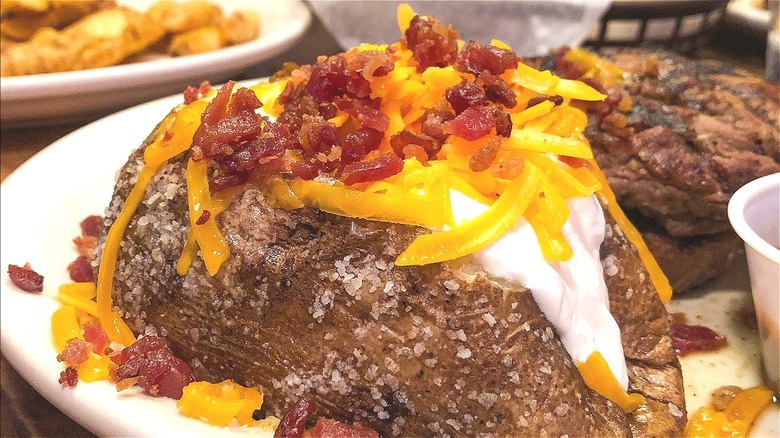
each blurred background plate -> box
[0,0,311,129]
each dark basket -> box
[584,0,730,54]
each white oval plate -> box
[0,0,310,128]
[0,88,776,435]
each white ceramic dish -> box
[0,0,311,128]
[727,172,780,392]
[0,89,776,435]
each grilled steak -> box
[100,126,685,436]
[541,48,780,292]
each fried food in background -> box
[0,1,261,77]
[1,7,163,76]
[150,1,260,56]
[146,0,222,33]
[168,26,224,56]
[0,0,113,41]
[220,10,260,45]
[167,11,261,55]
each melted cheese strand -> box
[176,230,198,276]
[177,185,244,275]
[577,352,645,412]
[95,164,157,345]
[186,158,230,277]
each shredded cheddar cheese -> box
[51,305,84,353]
[684,386,774,437]
[577,352,645,412]
[177,380,272,427]
[185,158,230,276]
[396,163,544,265]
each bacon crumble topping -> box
[7,263,44,293]
[183,14,538,193]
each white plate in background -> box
[0,88,776,435]
[0,0,310,128]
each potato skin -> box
[101,131,684,436]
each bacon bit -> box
[59,367,78,387]
[73,235,98,259]
[183,81,212,104]
[341,153,403,186]
[402,144,429,165]
[57,338,92,366]
[198,81,211,96]
[445,79,487,115]
[192,81,249,160]
[274,397,317,438]
[67,255,94,283]
[493,108,513,138]
[80,215,103,237]
[355,50,394,80]
[114,335,197,399]
[195,210,211,225]
[469,138,501,172]
[389,129,440,159]
[405,15,459,72]
[341,129,383,165]
[7,263,43,293]
[455,40,520,76]
[480,71,517,108]
[420,104,454,144]
[290,160,322,180]
[183,86,199,104]
[444,105,495,141]
[83,321,110,354]
[308,418,380,438]
[209,172,248,193]
[307,54,372,101]
[672,324,728,356]
[336,97,389,132]
[299,115,339,154]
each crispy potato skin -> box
[101,128,684,436]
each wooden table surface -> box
[0,5,769,436]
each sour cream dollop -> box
[450,190,628,390]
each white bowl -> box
[728,172,780,391]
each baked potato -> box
[100,130,684,436]
[94,7,686,436]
